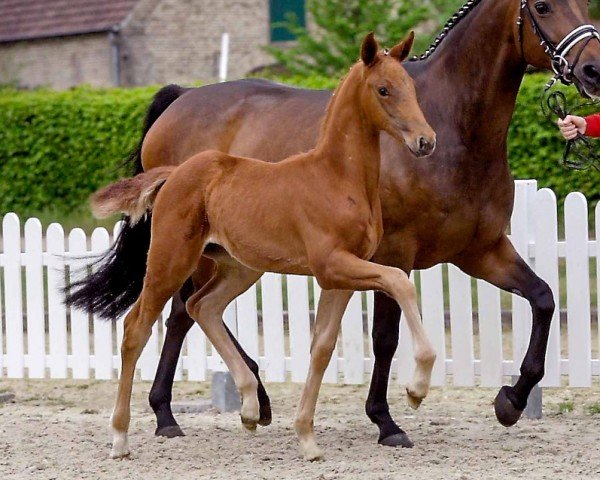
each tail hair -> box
[91,167,175,224]
[125,84,187,175]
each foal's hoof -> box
[258,402,272,427]
[406,388,424,410]
[494,386,523,427]
[155,425,185,438]
[110,430,130,459]
[109,449,131,460]
[379,432,414,448]
[241,416,259,432]
[301,444,324,462]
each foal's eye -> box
[378,87,389,97]
[534,1,551,15]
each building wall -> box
[0,34,113,90]
[120,0,273,85]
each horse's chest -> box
[339,202,382,259]
[379,171,513,267]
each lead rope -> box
[540,85,600,171]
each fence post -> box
[3,213,24,378]
[511,180,541,418]
[210,300,240,412]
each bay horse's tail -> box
[65,84,186,319]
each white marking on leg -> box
[110,422,130,459]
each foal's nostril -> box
[417,136,435,156]
[582,63,600,81]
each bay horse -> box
[67,0,600,448]
[92,33,436,460]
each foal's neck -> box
[314,66,381,197]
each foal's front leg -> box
[317,252,436,409]
[295,289,352,461]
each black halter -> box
[518,0,600,86]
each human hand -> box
[557,115,587,140]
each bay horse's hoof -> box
[258,402,272,426]
[378,432,414,448]
[494,386,523,427]
[155,425,185,438]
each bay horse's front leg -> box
[365,291,413,447]
[456,235,555,427]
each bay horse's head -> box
[359,32,436,157]
[517,0,600,97]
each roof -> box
[0,0,140,43]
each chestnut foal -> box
[94,33,436,461]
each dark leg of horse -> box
[365,291,413,447]
[149,291,194,437]
[457,236,555,427]
[149,281,272,437]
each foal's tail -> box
[91,167,175,224]
[65,84,186,319]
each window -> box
[269,0,306,42]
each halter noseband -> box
[518,0,600,86]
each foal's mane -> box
[316,61,363,143]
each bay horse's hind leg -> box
[149,279,272,438]
[149,281,195,438]
[186,258,263,431]
[456,236,555,427]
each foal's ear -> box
[390,31,415,62]
[361,32,379,67]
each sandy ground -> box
[0,380,599,480]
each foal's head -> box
[358,32,436,157]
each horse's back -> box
[142,79,331,169]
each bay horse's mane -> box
[410,0,484,62]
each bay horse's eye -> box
[378,87,390,97]
[534,1,551,15]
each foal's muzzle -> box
[416,136,436,157]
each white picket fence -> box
[0,180,598,387]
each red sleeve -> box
[585,113,600,137]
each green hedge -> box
[0,86,158,217]
[0,74,597,218]
[509,75,599,203]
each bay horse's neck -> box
[414,0,525,153]
[315,66,381,196]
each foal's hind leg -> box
[186,259,264,431]
[111,278,196,458]
[111,225,204,458]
